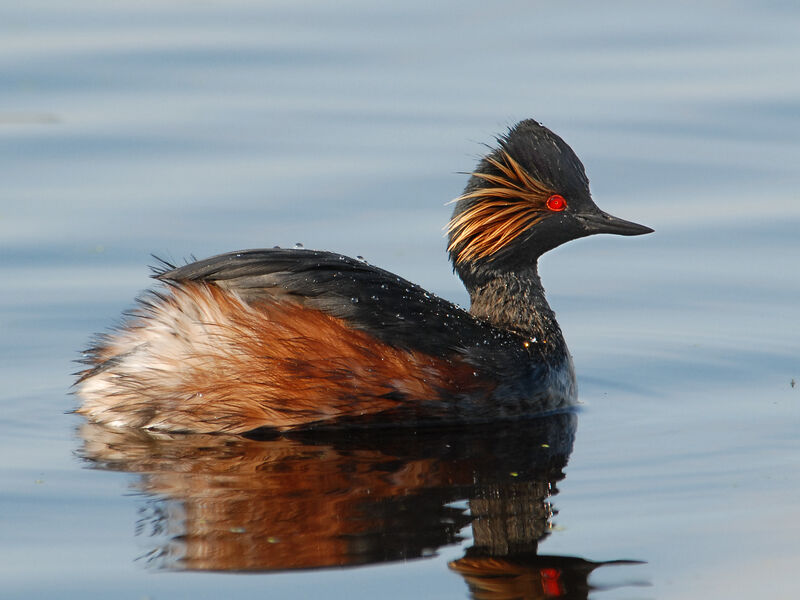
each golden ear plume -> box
[447,151,555,264]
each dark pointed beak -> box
[576,209,654,237]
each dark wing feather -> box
[156,248,527,363]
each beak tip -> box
[627,224,654,236]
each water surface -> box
[1,1,799,598]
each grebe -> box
[76,119,652,433]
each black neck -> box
[465,265,566,352]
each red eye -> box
[546,194,567,212]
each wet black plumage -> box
[155,249,524,358]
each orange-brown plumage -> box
[78,282,493,433]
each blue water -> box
[2,1,799,598]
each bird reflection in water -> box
[77,412,644,598]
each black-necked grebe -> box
[76,119,652,433]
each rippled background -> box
[1,1,799,598]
